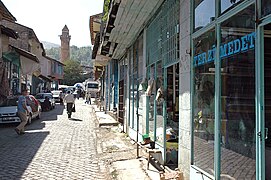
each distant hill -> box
[45,45,93,67]
[41,41,60,49]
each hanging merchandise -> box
[156,86,164,105]
[146,78,155,96]
[139,78,148,91]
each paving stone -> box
[0,100,109,179]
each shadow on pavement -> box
[40,104,64,121]
[69,118,83,121]
[0,131,49,178]
[25,122,46,131]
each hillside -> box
[41,41,60,49]
[45,45,93,66]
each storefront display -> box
[165,64,179,167]
[262,0,271,17]
[221,0,242,14]
[193,29,216,176]
[194,0,215,31]
[220,5,256,179]
[192,0,271,179]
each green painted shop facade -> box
[100,0,271,179]
[190,0,270,179]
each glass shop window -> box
[193,29,216,175]
[12,64,19,79]
[221,0,242,14]
[194,0,215,31]
[220,5,256,179]
[262,0,271,17]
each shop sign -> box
[194,32,256,67]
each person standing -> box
[88,93,91,104]
[64,91,75,118]
[15,89,29,135]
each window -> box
[87,83,98,89]
[129,49,134,128]
[0,97,17,107]
[220,5,256,179]
[194,0,215,31]
[262,0,271,17]
[221,0,242,14]
[193,29,216,175]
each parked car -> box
[35,93,55,111]
[51,90,63,104]
[0,96,41,124]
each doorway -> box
[118,80,124,124]
[165,63,179,168]
[264,23,271,180]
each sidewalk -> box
[93,105,119,127]
[92,105,161,180]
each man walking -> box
[64,91,75,119]
[15,89,29,135]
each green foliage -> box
[63,60,84,86]
[46,47,60,60]
[102,0,111,22]
[70,46,92,66]
[45,45,93,66]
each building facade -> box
[93,0,271,179]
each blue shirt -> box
[17,95,27,113]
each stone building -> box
[60,25,71,63]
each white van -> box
[86,81,99,97]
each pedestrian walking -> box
[85,92,91,104]
[88,93,91,104]
[64,91,75,119]
[15,89,29,135]
[85,92,89,104]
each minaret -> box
[60,25,71,62]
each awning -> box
[44,55,65,66]
[38,74,52,82]
[94,54,111,67]
[11,46,39,63]
[101,0,164,59]
[9,46,40,75]
[2,52,20,66]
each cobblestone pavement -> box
[0,100,109,180]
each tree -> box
[46,47,60,60]
[45,45,93,66]
[63,60,83,86]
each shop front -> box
[145,0,180,167]
[104,59,118,112]
[126,33,146,140]
[2,52,20,95]
[191,0,271,179]
[118,57,128,125]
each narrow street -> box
[0,100,109,180]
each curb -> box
[91,106,119,127]
[99,122,119,127]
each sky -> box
[2,0,104,47]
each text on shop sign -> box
[194,32,256,67]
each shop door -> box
[256,19,271,180]
[118,80,124,124]
[264,23,271,180]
